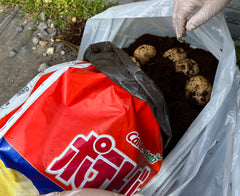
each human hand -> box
[172,0,231,42]
[40,188,144,196]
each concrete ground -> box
[0,7,77,106]
[0,0,145,106]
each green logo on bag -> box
[126,131,162,164]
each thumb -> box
[186,0,230,31]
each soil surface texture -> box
[123,34,218,156]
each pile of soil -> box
[59,19,87,47]
[123,34,218,156]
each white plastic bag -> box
[77,0,240,195]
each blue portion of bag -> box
[0,137,63,194]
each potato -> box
[175,58,200,77]
[163,47,187,62]
[133,44,156,65]
[185,75,212,106]
[130,56,141,67]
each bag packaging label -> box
[0,64,163,195]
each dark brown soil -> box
[123,34,218,156]
[58,19,87,53]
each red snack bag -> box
[0,42,171,195]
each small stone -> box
[72,17,77,23]
[38,22,48,32]
[9,50,17,57]
[47,19,55,28]
[37,30,48,39]
[47,19,52,25]
[16,26,23,32]
[43,52,47,56]
[46,28,52,34]
[55,38,61,42]
[40,12,46,21]
[55,43,63,52]
[39,40,48,47]
[32,47,37,50]
[32,30,39,36]
[27,21,37,30]
[50,38,55,43]
[38,63,49,72]
[49,23,55,29]
[32,37,39,45]
[48,28,57,38]
[46,47,54,55]
[60,50,65,55]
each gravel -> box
[9,50,17,57]
[39,40,48,47]
[37,63,49,72]
[38,22,48,31]
[16,25,24,32]
[32,37,39,45]
[46,47,55,55]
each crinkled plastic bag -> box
[0,42,171,195]
[77,0,240,195]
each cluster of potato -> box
[162,47,212,106]
[130,44,212,106]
